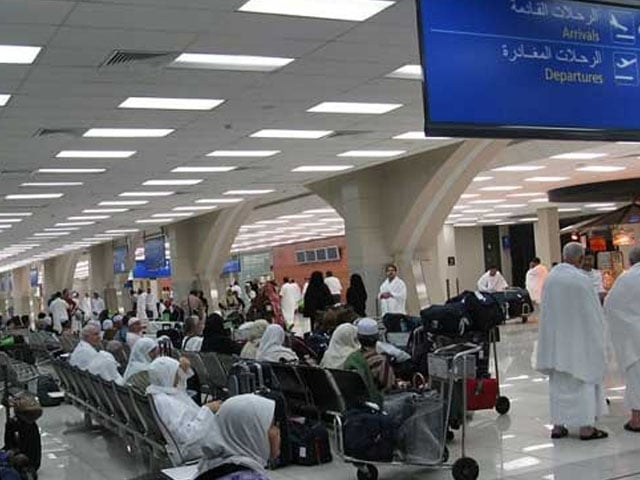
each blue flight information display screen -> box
[417,0,640,140]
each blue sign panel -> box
[29,268,38,288]
[132,259,171,279]
[418,0,640,140]
[222,259,241,274]
[144,237,166,273]
[113,245,127,274]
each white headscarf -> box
[102,319,114,331]
[321,323,360,369]
[240,320,269,360]
[146,356,189,395]
[197,394,275,476]
[123,337,158,381]
[69,340,98,370]
[88,351,124,385]
[256,324,297,363]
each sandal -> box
[580,428,608,441]
[551,427,568,439]
[624,422,640,432]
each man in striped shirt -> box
[357,318,396,393]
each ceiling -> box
[0,0,638,269]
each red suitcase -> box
[466,378,498,411]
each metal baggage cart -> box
[333,344,483,480]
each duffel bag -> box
[343,406,394,462]
[288,420,332,466]
[420,304,471,336]
[447,291,504,331]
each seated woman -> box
[123,337,158,389]
[147,357,220,461]
[196,394,281,480]
[256,325,298,363]
[320,323,360,369]
[201,313,242,355]
[182,315,204,352]
[239,320,269,360]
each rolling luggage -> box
[447,291,504,331]
[288,420,332,466]
[420,304,471,336]
[466,378,498,411]
[343,406,395,462]
[226,360,264,397]
[407,327,434,376]
[492,288,534,322]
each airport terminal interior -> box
[1,0,640,479]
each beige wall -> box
[454,226,485,293]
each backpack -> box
[342,405,395,462]
[288,420,332,466]
[36,375,62,407]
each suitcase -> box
[226,360,264,397]
[466,377,498,411]
[493,288,534,322]
[447,291,505,331]
[288,420,332,466]
[342,406,395,462]
[420,304,471,336]
[407,327,434,376]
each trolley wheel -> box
[356,464,378,480]
[442,446,450,462]
[450,418,461,430]
[447,429,455,442]
[496,396,511,415]
[452,457,479,480]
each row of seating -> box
[51,359,182,469]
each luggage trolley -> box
[333,344,483,480]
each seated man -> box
[69,324,101,369]
[126,318,143,347]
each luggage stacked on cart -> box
[491,287,534,323]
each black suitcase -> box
[493,288,534,322]
[407,326,434,376]
[447,291,504,331]
[36,375,62,407]
[288,420,332,466]
[226,360,264,397]
[420,304,471,336]
[342,406,395,462]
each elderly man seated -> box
[69,324,101,369]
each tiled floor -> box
[21,321,640,480]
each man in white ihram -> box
[604,245,640,432]
[477,266,508,293]
[536,242,608,441]
[379,264,407,315]
[324,271,343,304]
[279,277,300,327]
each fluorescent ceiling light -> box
[142,179,203,186]
[251,129,333,139]
[559,208,581,212]
[529,198,550,203]
[0,225,13,229]
[44,227,79,232]
[495,204,526,209]
[292,165,353,172]
[171,166,237,173]
[485,212,512,217]
[338,150,405,158]
[6,193,63,200]
[519,217,539,222]
[224,190,273,195]
[0,213,32,217]
[33,232,70,237]
[492,165,546,172]
[0,45,41,64]
[460,194,480,199]
[577,166,626,172]
[480,186,522,192]
[172,53,294,72]
[55,222,94,227]
[152,213,194,218]
[473,176,493,182]
[56,150,136,158]
[119,191,175,197]
[119,97,224,111]
[99,200,149,206]
[196,198,243,204]
[136,219,169,224]
[37,168,106,174]
[307,102,402,114]
[84,128,174,138]
[469,199,506,205]
[0,94,11,106]
[278,214,313,219]
[462,209,492,214]
[550,152,607,160]
[67,215,110,220]
[173,206,217,211]
[21,182,83,187]
[207,150,280,158]
[0,219,22,223]
[238,0,395,21]
[257,220,288,225]
[83,208,129,214]
[585,203,616,208]
[304,209,336,214]
[508,192,545,197]
[392,131,452,140]
[525,177,569,182]
[386,64,422,80]
[105,229,139,234]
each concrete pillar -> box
[417,224,458,305]
[534,207,561,267]
[43,252,80,301]
[89,243,117,311]
[11,267,32,319]
[167,202,255,306]
[310,140,509,314]
[454,227,485,292]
